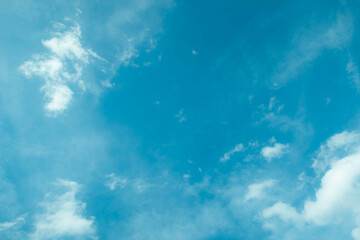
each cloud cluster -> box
[263,131,360,239]
[19,22,102,116]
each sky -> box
[1,0,360,239]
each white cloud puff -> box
[261,140,289,161]
[31,179,96,240]
[245,179,276,201]
[19,22,102,116]
[312,131,360,174]
[43,84,73,113]
[42,25,89,63]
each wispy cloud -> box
[175,109,187,123]
[105,173,127,191]
[220,143,244,162]
[261,111,313,142]
[0,215,26,232]
[104,173,152,193]
[272,13,353,87]
[347,55,360,90]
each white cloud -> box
[42,25,89,63]
[263,202,302,226]
[31,179,96,240]
[192,49,198,55]
[42,84,73,114]
[312,131,360,174]
[261,140,289,161]
[220,143,244,162]
[19,22,103,116]
[245,179,276,201]
[263,132,360,239]
[19,56,63,81]
[0,215,26,231]
[303,151,360,226]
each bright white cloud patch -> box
[31,179,95,240]
[220,143,244,162]
[19,22,102,116]
[42,26,89,62]
[43,84,73,113]
[302,151,360,226]
[261,139,289,161]
[263,131,360,239]
[245,179,276,201]
[312,130,360,174]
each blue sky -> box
[1,0,360,239]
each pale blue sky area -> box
[1,0,360,239]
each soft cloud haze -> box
[245,179,276,201]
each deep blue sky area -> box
[1,0,360,240]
